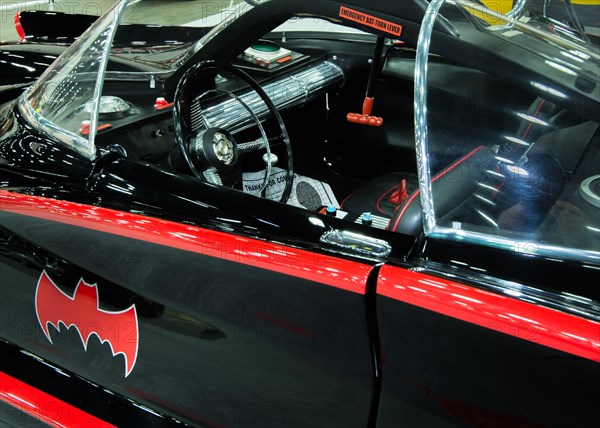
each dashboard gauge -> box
[83,96,131,115]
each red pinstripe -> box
[389,146,485,231]
[0,372,116,428]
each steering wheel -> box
[173,60,294,203]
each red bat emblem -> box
[35,271,139,377]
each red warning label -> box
[339,6,403,37]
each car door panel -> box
[0,190,377,428]
[375,263,600,428]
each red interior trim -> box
[378,266,600,362]
[375,183,401,215]
[339,190,356,209]
[0,191,371,295]
[520,99,546,141]
[389,146,485,231]
[388,188,420,231]
[0,372,116,428]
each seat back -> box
[388,146,494,235]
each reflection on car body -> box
[0,0,599,427]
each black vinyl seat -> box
[340,172,419,218]
[342,146,494,235]
[341,97,562,236]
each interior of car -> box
[86,10,598,253]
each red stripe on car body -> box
[0,190,370,294]
[0,372,116,428]
[1,190,597,361]
[378,265,600,362]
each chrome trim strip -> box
[89,0,130,154]
[104,70,172,81]
[320,229,392,258]
[414,0,445,234]
[429,227,600,264]
[18,96,87,155]
[506,0,527,19]
[15,0,126,160]
[0,83,31,92]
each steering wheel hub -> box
[189,127,240,173]
[212,132,235,165]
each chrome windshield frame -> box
[88,0,130,156]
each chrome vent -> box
[189,61,344,133]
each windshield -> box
[16,0,598,162]
[15,0,371,160]
[16,0,257,159]
[18,1,127,159]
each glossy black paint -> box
[420,238,600,310]
[0,209,377,428]
[16,11,98,43]
[0,106,93,181]
[375,294,600,428]
[0,10,209,103]
[90,158,417,256]
[17,11,210,46]
[1,1,599,427]
[0,93,414,428]
[0,340,190,428]
[0,45,59,87]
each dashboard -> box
[96,40,344,163]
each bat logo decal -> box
[35,270,139,377]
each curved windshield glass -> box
[415,0,599,262]
[17,0,257,159]
[18,1,128,159]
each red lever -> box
[362,97,374,116]
[154,97,173,110]
[347,97,383,127]
[14,13,26,42]
[389,179,408,205]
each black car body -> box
[1,0,599,427]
